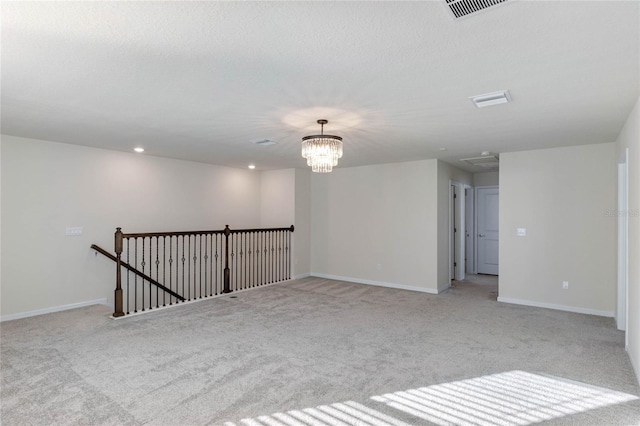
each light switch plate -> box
[66,227,83,236]
[517,228,527,236]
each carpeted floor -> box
[1,276,639,425]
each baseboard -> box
[497,297,614,318]
[0,298,109,322]
[438,283,452,294]
[310,273,438,295]
[293,273,311,279]
[627,345,640,385]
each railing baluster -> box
[134,238,138,313]
[289,228,292,279]
[214,234,219,295]
[204,234,208,298]
[270,231,274,284]
[257,232,261,286]
[162,237,166,307]
[235,234,239,291]
[148,237,152,309]
[199,234,203,298]
[126,238,130,314]
[155,237,160,308]
[169,236,172,306]
[181,236,185,301]
[141,238,146,311]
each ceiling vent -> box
[251,138,277,146]
[460,155,499,169]
[445,0,509,19]
[470,90,511,108]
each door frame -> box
[475,185,499,275]
[449,180,466,282]
[617,148,629,336]
[465,185,475,274]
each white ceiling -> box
[2,1,639,172]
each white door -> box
[465,187,474,274]
[476,187,499,275]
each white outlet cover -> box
[517,228,527,236]
[66,227,83,236]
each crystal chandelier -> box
[301,119,343,173]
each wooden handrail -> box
[91,244,186,302]
[120,225,294,239]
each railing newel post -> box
[223,225,231,294]
[114,227,125,317]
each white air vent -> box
[460,155,499,168]
[445,0,509,19]
[251,139,277,146]
[470,90,511,108]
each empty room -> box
[1,1,639,425]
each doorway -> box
[476,186,499,275]
[450,181,467,282]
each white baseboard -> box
[310,273,438,295]
[0,298,109,322]
[497,296,614,318]
[293,273,311,279]
[438,283,452,294]
[627,345,640,385]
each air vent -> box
[460,155,499,168]
[445,0,509,19]
[251,139,277,146]
[470,90,512,108]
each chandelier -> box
[301,119,343,173]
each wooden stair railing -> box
[94,225,294,317]
[91,244,185,302]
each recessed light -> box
[134,147,144,153]
[248,164,256,170]
[470,90,511,108]
[439,147,447,151]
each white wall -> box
[311,160,439,292]
[437,161,472,290]
[474,171,499,187]
[258,168,311,278]
[293,169,311,277]
[616,96,640,383]
[498,143,617,316]
[1,135,262,318]
[259,169,295,227]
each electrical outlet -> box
[562,281,569,290]
[376,263,382,271]
[66,227,83,236]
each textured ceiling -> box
[2,1,639,172]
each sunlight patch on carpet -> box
[224,400,412,426]
[224,371,637,426]
[371,370,637,426]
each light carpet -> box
[1,276,639,425]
